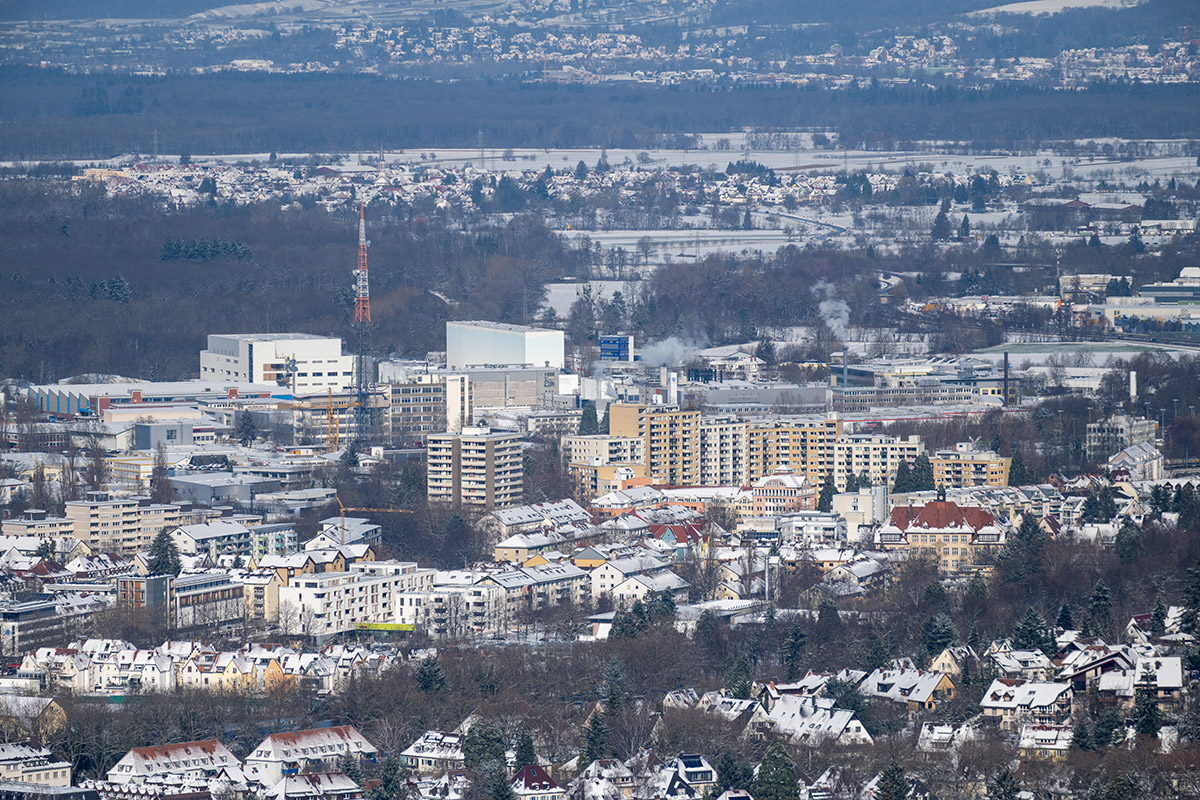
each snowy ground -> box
[122,138,1200,186]
[968,0,1144,16]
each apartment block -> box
[746,417,844,486]
[609,404,700,486]
[698,416,748,486]
[1,510,77,541]
[278,567,429,639]
[1085,415,1157,461]
[561,434,644,467]
[568,463,646,502]
[64,493,181,555]
[426,427,523,510]
[930,443,1011,488]
[389,373,471,442]
[832,433,925,491]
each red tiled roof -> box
[888,501,995,532]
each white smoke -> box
[640,336,705,367]
[812,281,851,343]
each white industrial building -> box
[445,321,564,370]
[200,334,355,393]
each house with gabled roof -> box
[1018,724,1072,762]
[107,740,239,785]
[746,694,872,747]
[402,731,466,776]
[263,771,362,800]
[512,765,563,800]
[1096,655,1183,712]
[931,645,977,679]
[245,725,376,787]
[859,668,955,717]
[1054,641,1135,690]
[980,679,1072,731]
[566,758,639,800]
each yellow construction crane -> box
[326,388,340,453]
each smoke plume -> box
[812,281,851,343]
[640,336,704,367]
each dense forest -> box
[0,182,578,381]
[0,70,1197,158]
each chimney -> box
[1129,370,1137,402]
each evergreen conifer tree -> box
[1056,603,1075,630]
[817,472,837,512]
[876,760,909,800]
[415,657,446,693]
[513,727,536,771]
[892,460,913,493]
[579,402,599,435]
[751,742,800,800]
[147,528,182,576]
[581,712,608,764]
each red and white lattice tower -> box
[354,201,371,324]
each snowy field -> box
[36,136,1199,189]
[969,0,1144,15]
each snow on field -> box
[968,0,1144,15]
[544,280,637,316]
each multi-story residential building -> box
[277,561,436,639]
[426,427,523,510]
[107,740,239,785]
[480,499,593,540]
[116,573,244,631]
[172,520,252,558]
[65,493,180,555]
[395,582,508,639]
[0,601,77,655]
[698,416,748,486]
[199,333,355,393]
[278,572,399,639]
[1,510,77,542]
[733,469,817,521]
[875,500,1007,573]
[561,435,644,467]
[562,434,646,501]
[609,404,700,486]
[1085,415,1158,461]
[244,726,376,786]
[0,742,72,787]
[172,574,245,629]
[388,373,470,442]
[831,433,924,491]
[980,679,1073,732]
[234,570,283,623]
[746,417,843,486]
[249,523,299,559]
[929,443,1011,488]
